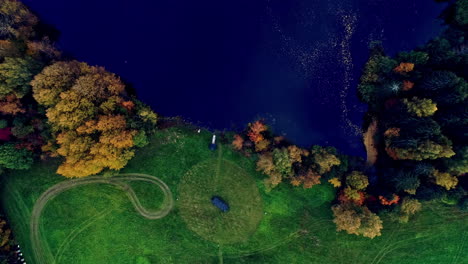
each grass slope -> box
[1,127,467,264]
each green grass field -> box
[1,127,467,263]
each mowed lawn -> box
[1,127,467,264]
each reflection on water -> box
[23,0,447,156]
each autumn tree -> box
[32,61,157,177]
[291,169,321,189]
[355,0,466,224]
[257,153,275,175]
[257,148,294,190]
[346,171,369,190]
[386,139,455,161]
[379,194,400,206]
[402,97,437,117]
[0,0,38,39]
[332,203,383,239]
[232,134,244,150]
[398,197,422,223]
[432,170,458,190]
[0,217,11,252]
[328,177,342,188]
[257,152,282,191]
[31,61,90,107]
[247,120,267,144]
[393,62,414,74]
[0,94,24,115]
[343,187,364,204]
[0,39,20,58]
[255,139,270,152]
[287,145,308,164]
[309,146,341,175]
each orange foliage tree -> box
[247,120,267,144]
[0,94,24,115]
[393,62,414,73]
[379,194,400,206]
[32,61,157,177]
[402,80,414,91]
[290,169,321,189]
[231,134,244,150]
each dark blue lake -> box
[23,0,447,156]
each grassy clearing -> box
[1,126,467,263]
[178,157,263,244]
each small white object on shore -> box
[212,135,216,144]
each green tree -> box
[0,143,33,169]
[358,44,398,104]
[443,146,468,176]
[392,169,420,194]
[0,56,42,98]
[0,120,7,129]
[396,51,429,65]
[454,0,468,26]
[133,130,149,148]
[272,148,293,177]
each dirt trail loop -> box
[30,173,174,264]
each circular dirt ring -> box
[178,159,263,244]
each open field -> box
[1,127,467,263]
[178,153,263,244]
[30,173,174,264]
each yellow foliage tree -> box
[346,171,369,190]
[328,177,342,188]
[32,61,156,177]
[287,145,304,164]
[32,61,90,107]
[255,139,270,152]
[387,140,455,161]
[402,97,437,117]
[99,130,136,149]
[398,197,422,223]
[433,170,458,190]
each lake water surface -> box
[23,0,447,156]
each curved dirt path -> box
[30,173,174,264]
